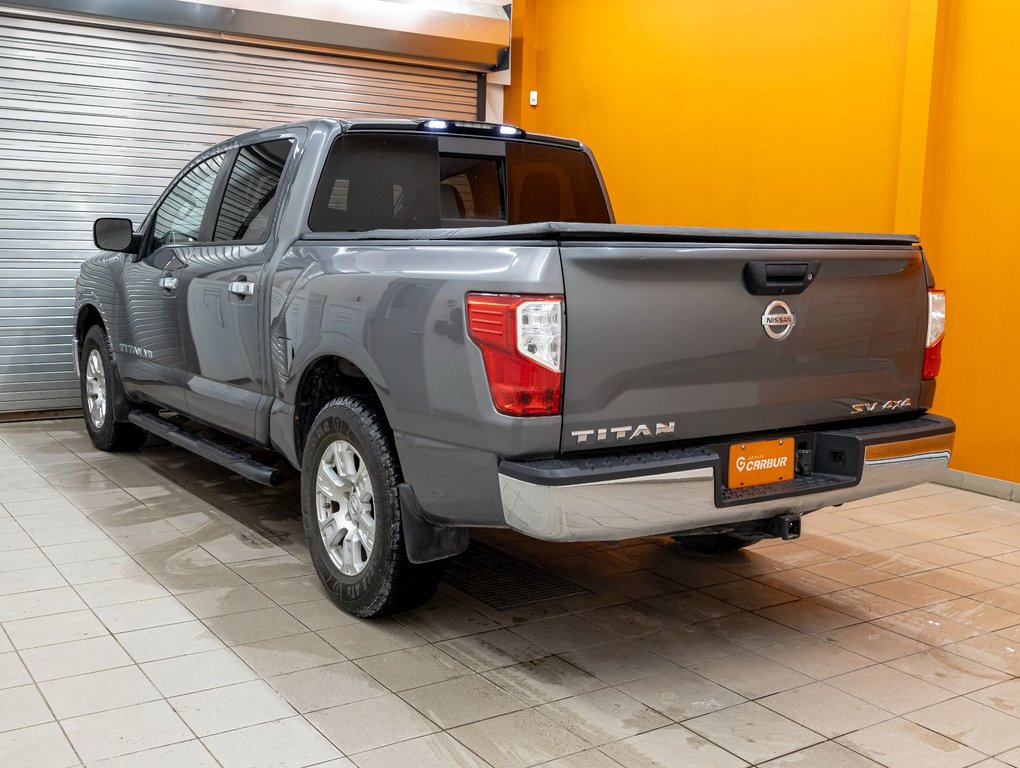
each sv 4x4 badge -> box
[851,398,912,414]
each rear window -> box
[308,133,610,231]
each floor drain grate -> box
[444,541,589,611]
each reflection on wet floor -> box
[1,418,1019,767]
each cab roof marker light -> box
[498,125,520,136]
[422,119,448,130]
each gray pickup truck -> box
[76,117,955,617]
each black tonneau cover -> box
[301,222,919,246]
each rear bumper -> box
[497,414,955,542]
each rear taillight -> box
[923,289,946,380]
[466,293,563,416]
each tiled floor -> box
[1,419,1019,768]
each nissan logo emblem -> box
[762,300,796,340]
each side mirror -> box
[93,218,138,254]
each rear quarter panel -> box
[270,241,564,525]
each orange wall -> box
[507,0,912,230]
[507,0,1020,482]
[920,0,1020,482]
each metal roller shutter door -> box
[0,11,481,413]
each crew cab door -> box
[118,153,226,412]
[177,136,296,440]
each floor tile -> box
[967,677,1020,716]
[0,586,87,621]
[202,606,308,645]
[0,684,53,733]
[0,651,32,689]
[758,741,884,767]
[601,723,749,768]
[907,695,1020,753]
[62,700,193,763]
[704,579,798,610]
[450,708,588,768]
[169,679,296,736]
[39,664,161,719]
[270,661,387,712]
[482,656,604,706]
[356,644,471,692]
[510,615,618,654]
[685,701,823,764]
[283,598,360,631]
[887,648,1011,693]
[394,604,501,642]
[561,638,679,685]
[945,632,1020,676]
[578,602,683,638]
[617,667,746,721]
[2,609,108,649]
[437,628,549,672]
[837,718,983,768]
[0,722,79,768]
[75,575,169,608]
[233,631,345,677]
[400,673,525,728]
[140,647,258,696]
[117,620,224,663]
[636,623,744,667]
[84,739,220,768]
[202,716,342,768]
[703,608,805,648]
[760,681,892,738]
[20,635,132,682]
[821,623,928,662]
[689,650,813,699]
[829,663,958,715]
[307,693,438,754]
[317,617,427,659]
[353,732,490,768]
[538,687,670,746]
[56,555,148,586]
[756,635,872,679]
[92,595,195,633]
[175,584,275,619]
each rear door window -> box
[308,132,610,231]
[214,139,294,244]
[151,154,224,250]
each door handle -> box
[158,276,178,291]
[742,261,820,296]
[228,280,255,297]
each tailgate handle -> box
[743,261,820,295]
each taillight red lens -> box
[923,289,946,380]
[466,293,563,416]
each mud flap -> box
[398,484,470,564]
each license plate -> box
[728,438,794,489]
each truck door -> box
[176,136,296,440]
[118,153,226,413]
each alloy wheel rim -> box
[315,439,376,576]
[84,349,107,429]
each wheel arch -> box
[292,353,395,465]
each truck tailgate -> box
[558,243,927,452]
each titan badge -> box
[571,421,676,445]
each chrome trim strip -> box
[499,451,951,542]
[865,450,952,466]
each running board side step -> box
[127,411,282,486]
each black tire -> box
[80,325,147,452]
[301,395,443,618]
[673,533,754,554]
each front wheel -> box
[80,325,147,452]
[301,396,443,618]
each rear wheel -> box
[80,326,147,451]
[301,396,443,617]
[673,533,754,554]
